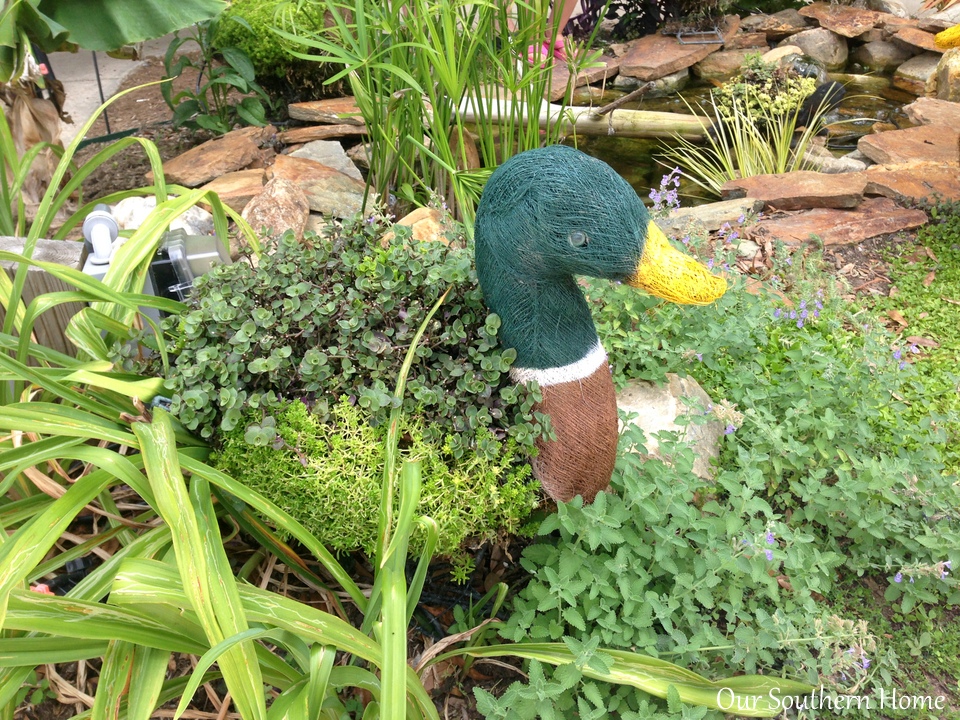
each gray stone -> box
[893,52,940,95]
[617,374,724,480]
[937,47,960,101]
[866,0,909,18]
[289,140,364,182]
[346,143,371,170]
[645,67,690,97]
[802,141,870,173]
[660,197,763,237]
[786,27,849,70]
[852,40,913,71]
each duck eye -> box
[568,230,589,248]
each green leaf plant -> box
[0,106,810,715]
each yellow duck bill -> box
[628,221,728,305]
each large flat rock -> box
[864,162,960,202]
[287,97,364,125]
[150,130,260,187]
[620,15,739,80]
[903,96,960,125]
[199,169,266,212]
[799,2,883,37]
[751,197,927,245]
[267,154,367,218]
[893,27,943,53]
[721,170,867,210]
[858,123,960,164]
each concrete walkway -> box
[49,36,172,145]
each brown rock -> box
[893,52,941,96]
[241,177,311,241]
[148,130,260,187]
[199,169,266,212]
[380,207,450,247]
[267,154,368,218]
[938,48,960,102]
[620,15,739,80]
[799,2,883,38]
[893,27,943,53]
[752,197,926,245]
[721,170,867,210]
[694,49,756,80]
[288,97,364,125]
[858,123,960,165]
[864,162,960,203]
[724,32,770,49]
[277,124,368,144]
[903,96,960,125]
[740,9,809,40]
[549,55,622,102]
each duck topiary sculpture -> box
[475,145,726,503]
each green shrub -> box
[162,216,548,460]
[712,54,817,120]
[211,0,326,79]
[213,399,537,559]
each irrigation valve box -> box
[148,229,232,302]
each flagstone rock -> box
[852,40,913,71]
[288,97,364,125]
[741,9,810,40]
[752,197,926,245]
[148,130,261,187]
[858,123,960,165]
[721,170,867,210]
[864,162,960,202]
[893,52,941,95]
[937,48,960,101]
[277,125,368,145]
[903,97,960,127]
[693,49,755,80]
[289,140,364,182]
[241,177,311,242]
[893,27,943,53]
[549,55,621,101]
[617,374,723,480]
[620,15,739,80]
[199,169,266,212]
[380,207,449,247]
[799,3,883,38]
[784,27,849,70]
[724,31,770,49]
[267,154,367,219]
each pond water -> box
[572,70,917,206]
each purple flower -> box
[893,348,902,361]
[707,259,715,270]
[797,320,804,329]
[773,308,781,319]
[789,310,797,320]
[894,572,903,583]
[899,361,907,370]
[724,424,735,435]
[764,549,774,561]
[765,531,775,545]
[696,353,703,361]
[799,300,806,310]
[860,657,871,670]
[737,213,746,223]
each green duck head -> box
[475,145,726,372]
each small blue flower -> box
[724,424,735,435]
[789,310,797,320]
[773,308,782,319]
[894,572,903,583]
[737,213,746,223]
[764,549,774,561]
[765,531,775,545]
[861,657,871,670]
[893,348,902,361]
[797,320,804,329]
[696,353,703,361]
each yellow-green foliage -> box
[212,0,326,78]
[712,54,816,120]
[213,399,539,558]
